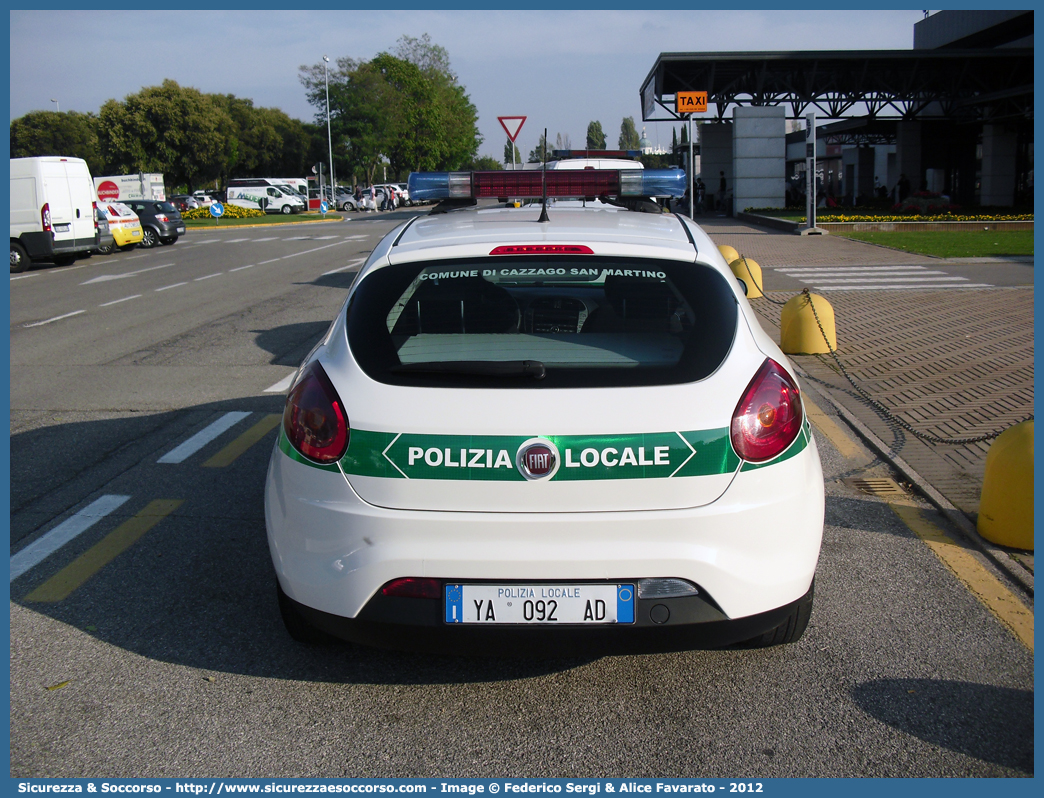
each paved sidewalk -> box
[700,218,1035,575]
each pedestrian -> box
[717,171,727,212]
[695,178,706,214]
[897,173,911,202]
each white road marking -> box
[81,263,173,285]
[257,258,281,265]
[10,273,38,281]
[23,310,85,328]
[223,238,250,243]
[312,235,339,240]
[155,282,187,292]
[192,239,221,245]
[799,276,970,285]
[100,294,142,307]
[283,236,310,241]
[280,240,351,260]
[345,235,369,240]
[10,494,131,581]
[229,264,254,272]
[323,256,368,276]
[252,237,279,242]
[264,372,297,393]
[157,411,252,464]
[811,283,993,291]
[194,272,223,281]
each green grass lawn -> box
[834,230,1034,258]
[183,212,346,229]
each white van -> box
[11,156,99,272]
[226,179,307,214]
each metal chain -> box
[737,255,1030,445]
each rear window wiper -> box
[392,360,546,380]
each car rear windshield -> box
[346,256,738,388]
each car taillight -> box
[282,362,349,464]
[41,203,52,233]
[156,214,169,222]
[730,359,803,462]
[92,201,99,230]
[381,578,441,599]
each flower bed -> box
[182,205,265,220]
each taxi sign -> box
[676,91,708,115]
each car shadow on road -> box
[9,397,597,686]
[851,678,1034,774]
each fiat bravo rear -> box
[264,169,824,655]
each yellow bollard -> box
[717,244,740,265]
[978,420,1034,550]
[729,256,763,299]
[780,292,837,354]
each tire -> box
[741,579,814,648]
[341,202,353,212]
[281,204,292,215]
[140,227,158,248]
[159,237,177,246]
[96,243,114,255]
[276,582,337,645]
[11,242,29,273]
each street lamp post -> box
[50,98,59,113]
[323,56,335,196]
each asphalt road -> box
[9,213,1034,778]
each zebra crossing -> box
[770,264,992,291]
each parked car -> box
[395,183,412,206]
[324,186,358,212]
[120,199,185,248]
[94,206,115,255]
[11,156,99,271]
[99,202,144,251]
[266,166,824,655]
[170,194,200,212]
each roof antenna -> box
[537,127,550,223]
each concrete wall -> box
[732,106,785,212]
[981,124,1018,206]
[699,122,733,210]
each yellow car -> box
[100,202,143,250]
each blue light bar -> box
[639,169,688,198]
[408,172,451,201]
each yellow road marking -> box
[24,499,182,603]
[203,414,282,468]
[890,503,1033,652]
[804,398,863,460]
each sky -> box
[10,9,927,164]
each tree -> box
[98,80,236,190]
[10,111,103,174]
[586,121,606,150]
[527,132,551,163]
[618,116,640,150]
[504,140,521,165]
[554,132,571,152]
[300,35,481,183]
[466,155,503,171]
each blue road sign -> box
[319,200,329,214]
[210,202,225,217]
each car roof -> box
[387,204,708,264]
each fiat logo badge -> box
[516,438,560,481]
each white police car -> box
[265,167,824,654]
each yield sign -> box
[498,116,527,142]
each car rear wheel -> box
[276,582,337,645]
[10,242,29,273]
[97,243,114,255]
[140,227,158,248]
[341,202,353,212]
[740,579,814,647]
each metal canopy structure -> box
[640,50,1033,124]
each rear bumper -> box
[16,232,95,260]
[285,582,813,656]
[265,433,824,646]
